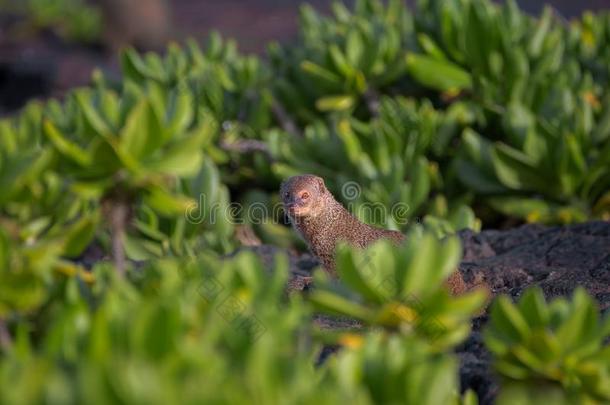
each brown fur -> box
[281,174,466,294]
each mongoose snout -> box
[280,174,326,218]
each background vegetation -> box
[0,0,609,403]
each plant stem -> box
[271,99,302,137]
[0,318,12,352]
[234,224,262,247]
[219,138,273,160]
[109,201,129,277]
[364,87,381,117]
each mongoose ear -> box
[315,176,326,194]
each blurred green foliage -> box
[269,0,416,119]
[0,0,609,403]
[269,96,480,232]
[0,0,102,44]
[485,287,610,404]
[0,250,473,404]
[310,231,487,350]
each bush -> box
[0,0,609,403]
[309,230,487,349]
[484,287,610,404]
[0,0,102,44]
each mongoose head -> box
[280,174,328,219]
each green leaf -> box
[145,111,214,177]
[491,143,549,193]
[346,29,365,68]
[434,236,462,285]
[406,54,472,92]
[464,1,496,74]
[329,44,354,78]
[335,245,386,303]
[166,88,194,135]
[528,6,552,58]
[402,233,444,296]
[336,119,363,163]
[124,234,159,260]
[43,121,92,167]
[592,95,610,143]
[409,157,431,211]
[489,295,531,342]
[487,197,553,222]
[120,100,165,161]
[502,102,535,147]
[417,33,447,61]
[301,60,343,88]
[143,187,195,217]
[121,48,165,83]
[316,95,356,112]
[309,290,373,321]
[555,288,598,351]
[62,212,100,258]
[75,91,112,137]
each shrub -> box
[0,0,609,403]
[310,230,488,350]
[484,287,610,404]
[0,0,102,44]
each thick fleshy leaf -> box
[406,54,472,92]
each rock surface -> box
[456,221,610,403]
[232,221,610,404]
[458,221,610,312]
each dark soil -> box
[237,220,610,404]
[458,221,610,310]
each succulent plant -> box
[324,331,475,405]
[412,0,610,223]
[122,34,273,133]
[269,96,480,232]
[1,0,610,403]
[484,287,610,404]
[309,230,488,350]
[42,82,226,272]
[1,0,102,43]
[270,0,416,120]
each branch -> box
[219,138,273,160]
[0,318,13,352]
[363,87,381,117]
[271,99,302,137]
[235,224,262,247]
[109,201,129,277]
[549,6,569,27]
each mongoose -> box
[280,174,467,294]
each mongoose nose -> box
[294,197,307,207]
[285,198,305,214]
[284,195,303,206]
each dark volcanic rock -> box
[457,222,610,403]
[457,221,610,309]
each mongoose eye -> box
[301,191,310,199]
